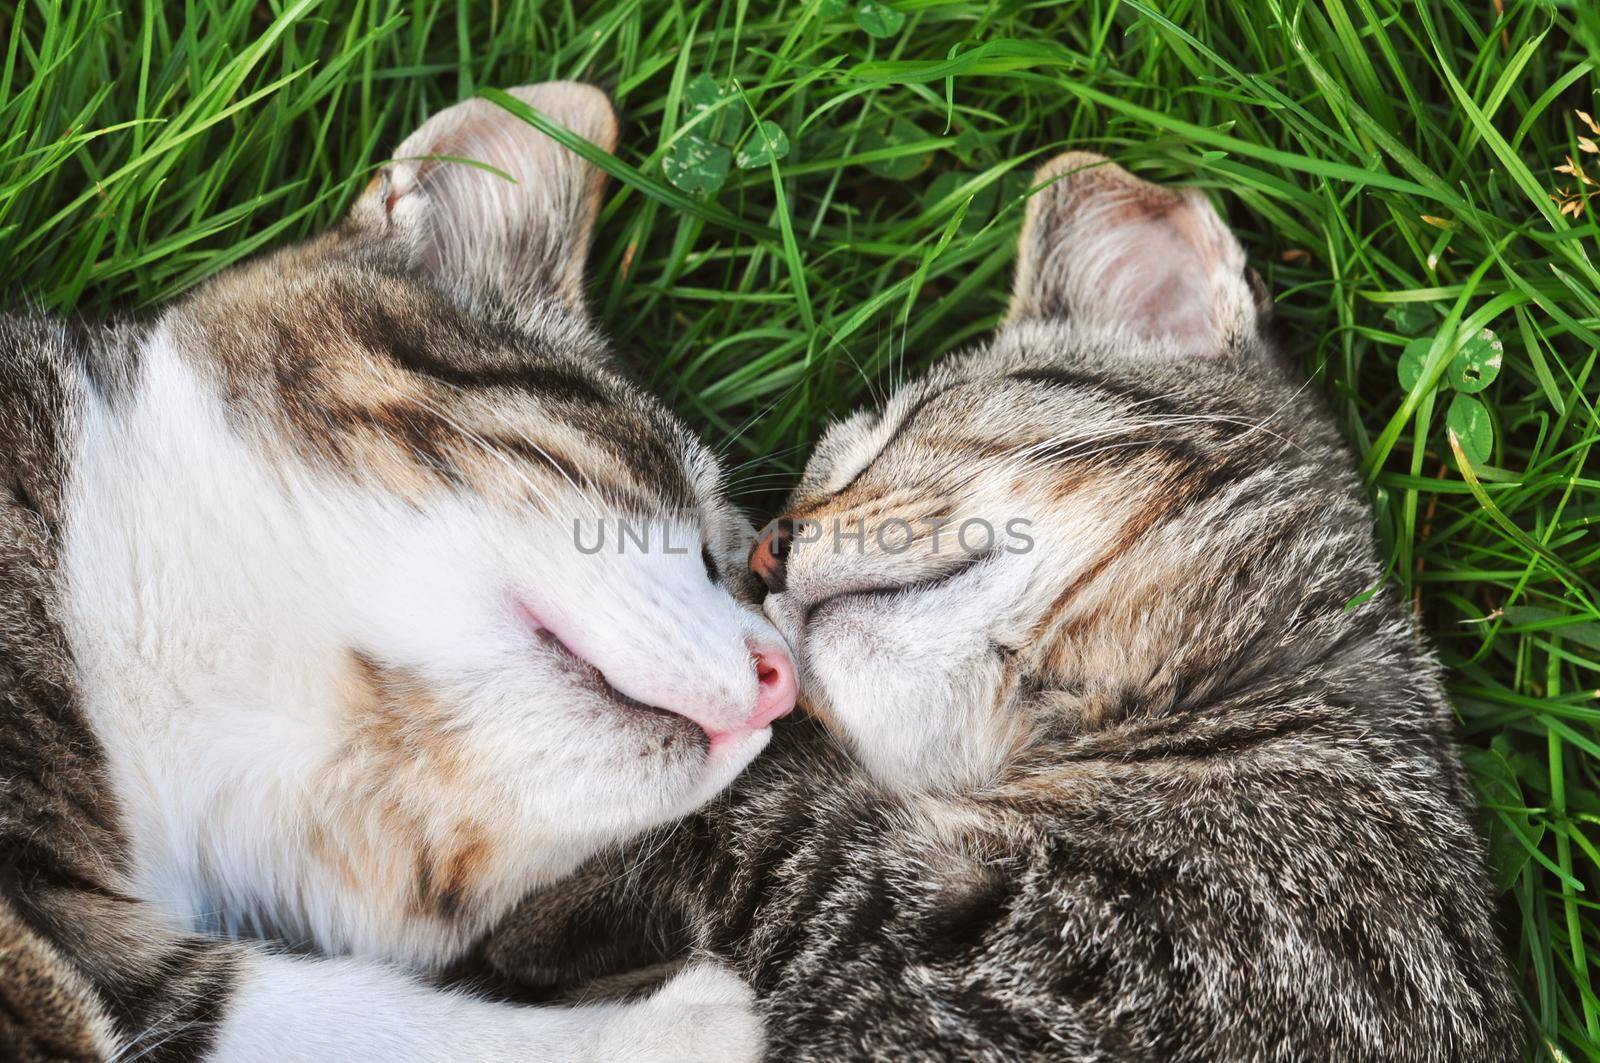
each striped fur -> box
[482,154,1523,1061]
[1,84,771,1060]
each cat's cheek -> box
[798,601,1010,793]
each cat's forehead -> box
[162,242,711,513]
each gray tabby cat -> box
[480,153,1524,1061]
[0,83,793,1060]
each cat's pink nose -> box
[749,648,797,729]
[705,644,797,757]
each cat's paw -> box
[585,960,763,1063]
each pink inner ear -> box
[1104,218,1221,352]
[1013,154,1254,356]
[363,82,618,311]
[1069,191,1244,356]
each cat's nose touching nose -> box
[703,642,796,756]
[750,646,797,729]
[750,518,793,592]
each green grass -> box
[3,0,1598,1056]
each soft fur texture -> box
[480,154,1523,1061]
[0,83,781,1061]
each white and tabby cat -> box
[0,83,793,1060]
[485,153,1522,1061]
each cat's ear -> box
[349,81,617,312]
[1006,152,1262,356]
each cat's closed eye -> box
[799,548,999,626]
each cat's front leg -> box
[577,958,763,1063]
[479,840,693,994]
[211,951,761,1063]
